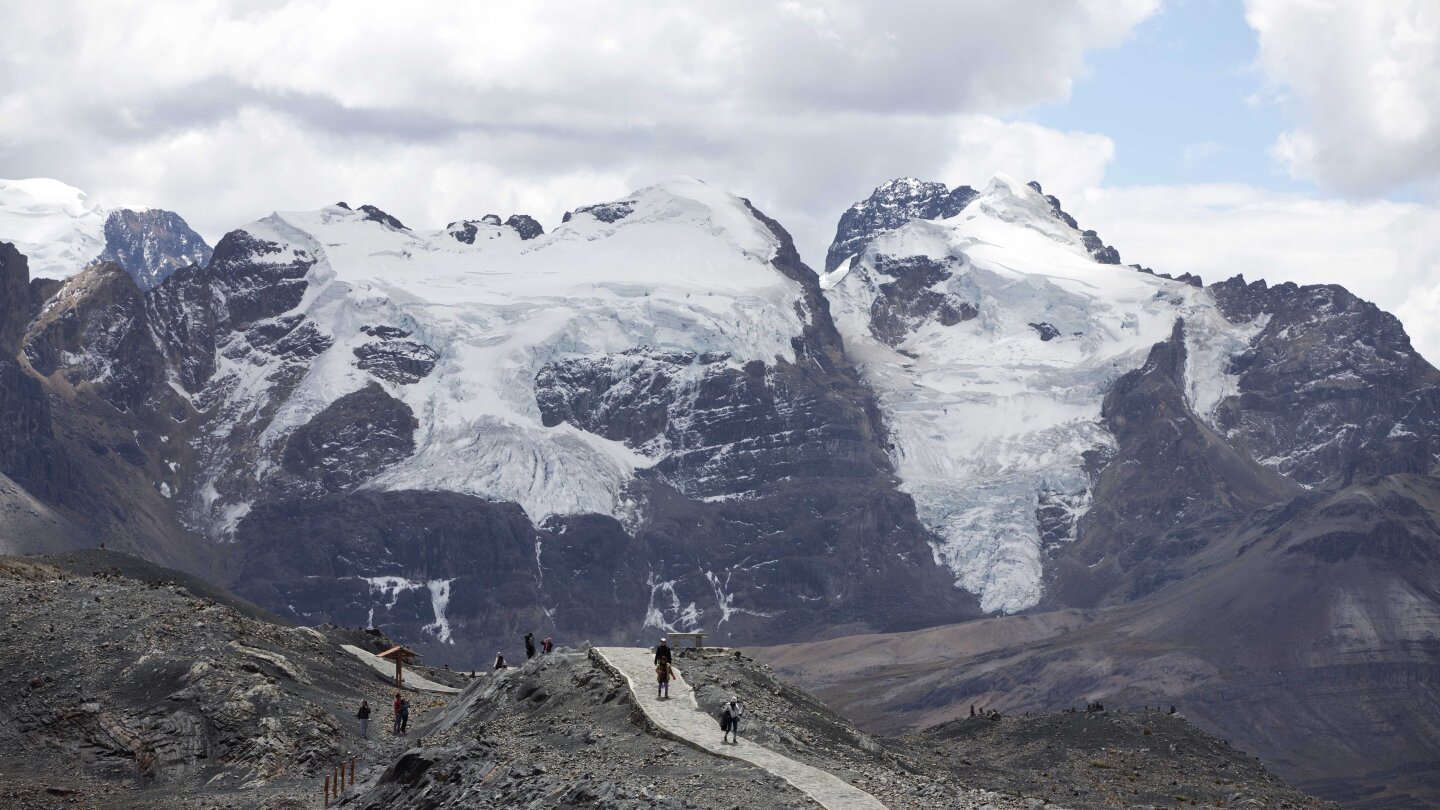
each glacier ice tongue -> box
[823,175,1237,613]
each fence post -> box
[324,773,331,807]
[350,755,356,785]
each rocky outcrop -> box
[447,213,545,244]
[98,208,212,290]
[1055,320,1300,606]
[0,243,30,358]
[352,337,438,384]
[23,264,166,413]
[866,255,978,347]
[1209,274,1440,488]
[825,178,977,272]
[562,200,635,224]
[278,383,418,497]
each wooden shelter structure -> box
[376,645,421,687]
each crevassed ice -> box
[198,178,809,531]
[823,175,1239,613]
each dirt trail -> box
[594,646,889,810]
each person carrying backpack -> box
[656,660,672,700]
[720,696,744,745]
[356,699,371,739]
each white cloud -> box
[1073,184,1440,363]
[1246,0,1440,195]
[0,0,1156,263]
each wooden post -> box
[395,657,403,687]
[324,773,331,807]
[350,755,356,785]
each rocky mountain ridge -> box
[0,173,1436,807]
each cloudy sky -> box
[2,0,1438,357]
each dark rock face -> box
[0,359,70,505]
[865,255,977,348]
[278,382,417,497]
[353,338,439,384]
[235,491,544,654]
[505,214,544,240]
[98,208,212,290]
[358,204,406,230]
[22,264,166,413]
[27,277,62,317]
[826,178,977,272]
[447,214,543,244]
[562,200,635,224]
[148,229,315,392]
[1209,275,1440,488]
[1054,320,1300,607]
[0,243,30,357]
[1028,181,1122,265]
[1028,322,1060,342]
[244,314,332,359]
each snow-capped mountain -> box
[0,177,976,664]
[819,175,1256,611]
[0,178,210,289]
[1,171,1437,661]
[2,171,1436,809]
[0,179,108,279]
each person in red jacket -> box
[392,691,402,734]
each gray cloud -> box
[0,0,1154,260]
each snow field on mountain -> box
[0,178,107,278]
[823,175,1239,613]
[239,178,808,525]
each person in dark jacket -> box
[721,696,744,745]
[357,699,371,739]
[524,632,536,659]
[494,652,507,670]
[654,637,672,666]
[398,698,410,735]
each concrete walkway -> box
[593,647,888,810]
[341,644,461,693]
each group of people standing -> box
[354,693,410,739]
[653,637,745,745]
[495,631,556,670]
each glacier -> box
[822,174,1245,613]
[193,177,812,533]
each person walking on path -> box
[656,660,672,700]
[494,652,507,670]
[524,632,537,659]
[356,699,371,739]
[654,637,672,667]
[398,698,411,736]
[721,696,744,745]
[391,692,402,734]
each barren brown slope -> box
[757,474,1440,809]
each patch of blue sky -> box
[1031,0,1307,192]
